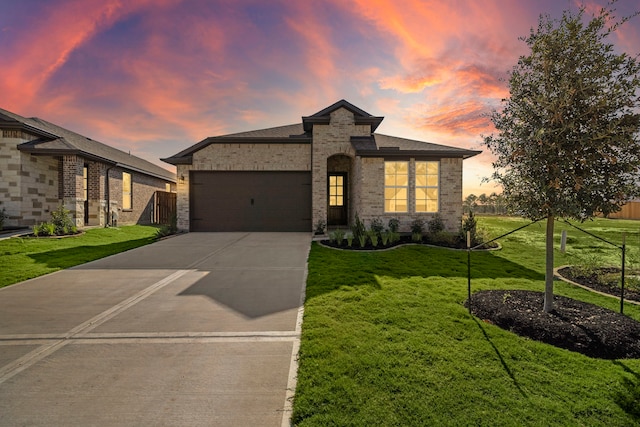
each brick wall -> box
[311,108,369,229]
[355,156,463,232]
[109,167,171,226]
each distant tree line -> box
[463,193,508,215]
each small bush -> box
[346,232,354,247]
[388,218,400,233]
[428,213,445,233]
[369,218,384,236]
[352,213,366,243]
[358,233,367,248]
[0,207,6,231]
[410,218,425,234]
[429,231,457,246]
[50,205,75,236]
[367,229,379,247]
[380,231,390,246]
[412,232,423,242]
[330,229,345,245]
[388,231,401,244]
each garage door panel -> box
[190,172,311,232]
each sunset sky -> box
[2,0,639,196]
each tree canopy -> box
[484,6,640,221]
[483,4,640,312]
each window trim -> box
[384,161,409,213]
[414,160,440,213]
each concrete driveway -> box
[0,232,310,426]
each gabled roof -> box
[302,99,384,132]
[161,123,309,165]
[0,108,176,182]
[162,100,481,165]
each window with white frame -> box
[384,161,408,212]
[122,172,132,210]
[415,161,439,212]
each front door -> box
[328,173,347,226]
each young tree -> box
[484,5,640,312]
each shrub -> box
[346,232,354,247]
[369,218,384,236]
[388,231,401,244]
[412,232,423,242]
[330,229,345,245]
[380,231,390,246]
[461,211,478,245]
[429,231,457,246]
[50,205,75,236]
[0,207,6,231]
[367,229,379,247]
[428,213,445,233]
[388,218,400,233]
[410,219,424,234]
[358,233,367,248]
[351,213,366,243]
[314,220,326,235]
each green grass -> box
[292,216,640,426]
[0,225,161,288]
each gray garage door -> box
[190,171,311,232]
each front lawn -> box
[292,216,640,426]
[0,225,162,288]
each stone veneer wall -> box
[0,130,60,227]
[311,108,369,229]
[354,157,463,233]
[176,143,311,231]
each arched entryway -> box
[327,154,353,226]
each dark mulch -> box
[467,290,640,359]
[557,266,640,303]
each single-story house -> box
[0,108,176,228]
[162,100,481,233]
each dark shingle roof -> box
[0,108,175,182]
[162,100,481,165]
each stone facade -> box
[0,129,175,229]
[0,130,59,227]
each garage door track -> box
[0,232,310,426]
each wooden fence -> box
[155,191,176,225]
[608,201,640,220]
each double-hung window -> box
[384,161,408,212]
[415,161,439,212]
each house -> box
[0,108,176,228]
[162,100,481,233]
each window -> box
[415,161,439,212]
[122,172,132,210]
[83,165,88,201]
[329,175,344,206]
[165,183,171,192]
[384,161,408,212]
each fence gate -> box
[155,191,176,225]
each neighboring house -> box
[162,100,480,233]
[0,108,176,228]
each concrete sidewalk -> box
[0,232,310,426]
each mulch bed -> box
[467,290,640,359]
[320,235,497,251]
[557,266,640,303]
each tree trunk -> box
[543,215,555,312]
